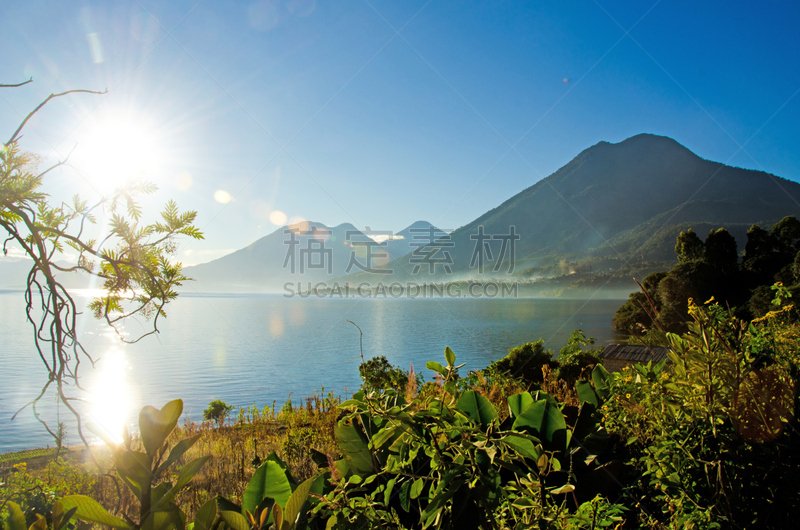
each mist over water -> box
[0,292,626,452]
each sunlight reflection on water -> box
[85,346,136,445]
[1,295,628,452]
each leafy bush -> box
[603,296,800,528]
[488,340,558,386]
[203,398,234,424]
[555,330,604,385]
[311,348,622,529]
[358,355,420,393]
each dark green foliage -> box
[795,249,800,282]
[314,348,622,529]
[558,352,602,386]
[488,340,558,386]
[674,228,704,263]
[656,261,718,331]
[704,227,738,271]
[556,330,604,385]
[742,224,781,287]
[772,215,800,250]
[358,356,415,393]
[605,301,800,528]
[614,218,800,334]
[612,271,666,334]
[203,399,234,423]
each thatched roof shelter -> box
[599,344,671,372]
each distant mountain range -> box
[182,220,447,292]
[353,133,800,283]
[5,134,799,294]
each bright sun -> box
[73,114,164,192]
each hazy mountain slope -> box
[183,220,444,292]
[380,134,800,281]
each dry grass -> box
[2,391,343,524]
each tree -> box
[358,355,412,393]
[742,224,780,287]
[771,216,800,253]
[704,227,738,272]
[611,271,666,334]
[675,228,704,263]
[1,80,203,444]
[203,399,234,425]
[487,340,557,385]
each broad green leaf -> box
[192,498,217,530]
[333,458,350,479]
[325,515,338,530]
[421,486,459,528]
[512,399,547,432]
[591,365,611,401]
[174,456,211,492]
[272,504,283,530]
[502,433,540,460]
[220,511,249,530]
[28,514,47,530]
[334,421,373,476]
[455,390,498,428]
[52,502,78,530]
[426,361,446,375]
[399,480,411,512]
[542,400,567,446]
[511,498,536,508]
[444,347,456,367]
[142,507,183,530]
[572,401,598,441]
[155,433,203,476]
[507,392,533,418]
[265,451,298,488]
[242,461,292,517]
[575,381,599,407]
[113,451,149,500]
[549,484,575,495]
[155,456,211,511]
[410,478,424,500]
[139,399,183,458]
[215,496,241,514]
[59,496,131,529]
[537,454,549,473]
[5,501,26,530]
[370,425,401,450]
[284,476,316,528]
[383,477,397,506]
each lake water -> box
[0,291,627,452]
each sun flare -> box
[87,347,136,444]
[73,114,164,192]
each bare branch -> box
[7,88,107,145]
[0,78,33,88]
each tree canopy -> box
[614,217,800,336]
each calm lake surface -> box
[0,291,627,452]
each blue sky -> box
[2,0,799,265]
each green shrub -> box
[488,340,558,385]
[603,296,800,528]
[203,398,234,424]
[556,329,604,385]
[358,355,419,393]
